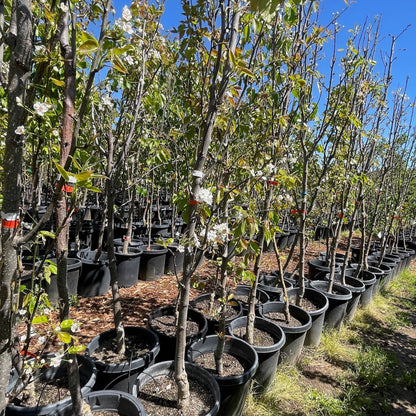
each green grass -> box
[243,266,416,416]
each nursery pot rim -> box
[85,326,160,372]
[260,301,312,334]
[228,316,286,354]
[186,334,259,386]
[309,280,352,301]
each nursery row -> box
[7,235,416,415]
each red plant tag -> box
[267,180,278,186]
[62,184,74,193]
[189,200,198,205]
[2,219,20,229]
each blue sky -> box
[114,0,416,100]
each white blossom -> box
[212,223,229,242]
[195,188,213,205]
[206,230,217,243]
[265,163,275,174]
[34,45,46,55]
[18,309,27,316]
[52,130,59,138]
[102,94,113,109]
[37,336,46,345]
[122,21,134,35]
[125,55,134,65]
[50,353,64,368]
[122,5,132,21]
[15,125,26,135]
[33,101,51,117]
[71,322,80,333]
[177,245,185,253]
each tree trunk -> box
[0,0,32,413]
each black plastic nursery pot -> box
[43,257,82,303]
[133,360,220,416]
[164,242,185,274]
[113,238,144,248]
[86,326,160,394]
[345,268,377,307]
[139,245,168,281]
[286,287,329,347]
[309,280,352,330]
[190,293,243,335]
[147,306,207,362]
[324,273,365,322]
[7,354,96,416]
[187,335,258,416]
[231,285,270,315]
[368,261,393,290]
[258,274,294,301]
[115,247,143,288]
[77,249,111,297]
[228,316,285,396]
[307,259,340,281]
[61,390,147,416]
[259,301,312,365]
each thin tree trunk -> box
[0,0,32,413]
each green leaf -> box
[79,39,99,55]
[68,345,86,354]
[239,65,255,79]
[74,171,93,182]
[112,56,127,74]
[53,161,69,181]
[50,78,65,87]
[32,315,49,324]
[39,230,55,239]
[45,261,57,275]
[60,319,74,330]
[57,331,72,344]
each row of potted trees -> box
[3,0,416,415]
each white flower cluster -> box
[122,5,132,21]
[207,223,230,243]
[34,101,52,117]
[277,194,293,203]
[195,188,213,205]
[50,352,64,368]
[115,7,133,34]
[101,94,113,110]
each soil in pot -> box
[86,326,160,393]
[148,306,207,362]
[231,285,269,315]
[134,361,220,416]
[190,294,242,335]
[89,334,151,364]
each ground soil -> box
[16,236,416,414]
